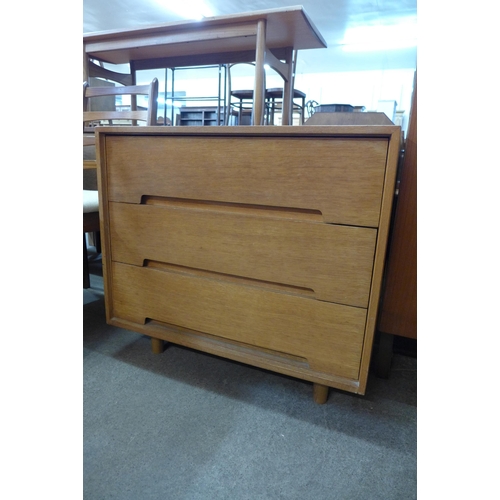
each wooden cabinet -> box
[378,78,417,341]
[96,125,400,402]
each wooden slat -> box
[84,84,153,97]
[83,79,158,128]
[83,110,149,122]
[83,160,97,170]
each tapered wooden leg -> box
[252,19,267,125]
[151,337,165,354]
[313,383,329,404]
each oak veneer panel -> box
[104,135,388,227]
[110,261,367,379]
[109,201,377,307]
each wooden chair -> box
[83,77,159,288]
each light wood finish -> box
[83,6,326,127]
[83,160,96,170]
[378,75,417,340]
[313,384,329,405]
[109,201,377,307]
[82,78,159,170]
[112,261,366,378]
[305,112,394,126]
[151,338,165,354]
[104,133,388,227]
[252,19,267,125]
[97,125,400,400]
[281,47,295,126]
[83,80,159,128]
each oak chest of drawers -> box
[96,125,400,402]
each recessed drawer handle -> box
[144,260,317,299]
[140,195,324,222]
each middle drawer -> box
[109,200,377,308]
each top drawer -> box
[104,135,388,227]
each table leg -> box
[252,19,267,125]
[281,47,294,125]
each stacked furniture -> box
[83,6,327,126]
[96,125,400,402]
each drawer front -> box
[104,135,388,227]
[109,201,376,308]
[110,262,367,380]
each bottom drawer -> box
[109,262,367,380]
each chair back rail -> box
[83,79,158,127]
[88,60,134,86]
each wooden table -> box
[83,6,326,125]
